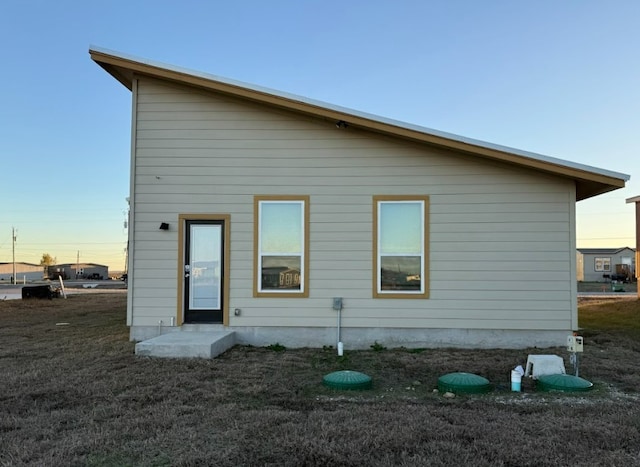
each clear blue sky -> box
[1,1,638,270]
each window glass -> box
[379,202,422,254]
[380,256,422,291]
[261,256,301,290]
[375,197,428,297]
[255,197,308,296]
[261,203,302,254]
[594,257,611,272]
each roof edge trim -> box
[89,46,630,199]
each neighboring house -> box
[0,262,44,282]
[576,248,636,282]
[91,47,629,349]
[627,196,640,286]
[48,263,109,280]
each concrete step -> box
[135,330,236,359]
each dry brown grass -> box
[1,295,639,466]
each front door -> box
[184,220,224,323]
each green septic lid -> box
[438,372,492,394]
[322,370,372,390]
[536,374,593,392]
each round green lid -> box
[438,372,492,394]
[536,374,593,392]
[322,370,372,390]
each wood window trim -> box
[253,195,310,298]
[373,195,429,299]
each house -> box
[90,47,629,350]
[47,263,109,280]
[0,262,44,282]
[576,248,636,282]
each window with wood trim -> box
[254,196,309,297]
[374,196,429,298]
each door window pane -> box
[189,224,221,309]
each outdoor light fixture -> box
[335,120,348,129]
[159,222,169,230]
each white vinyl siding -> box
[129,77,576,332]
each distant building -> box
[47,263,109,280]
[576,248,636,282]
[0,262,45,282]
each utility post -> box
[626,195,640,300]
[12,227,17,285]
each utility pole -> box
[12,227,17,285]
[76,250,80,280]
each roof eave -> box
[89,47,629,201]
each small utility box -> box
[567,335,584,353]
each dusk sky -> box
[1,1,638,269]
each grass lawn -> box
[1,295,639,466]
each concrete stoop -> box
[135,330,236,359]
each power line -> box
[578,238,634,240]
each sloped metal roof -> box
[89,46,629,201]
[577,248,635,255]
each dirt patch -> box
[1,295,639,466]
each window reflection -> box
[375,197,427,296]
[380,256,421,291]
[261,256,301,290]
[256,198,306,294]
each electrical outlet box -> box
[332,297,343,311]
[567,335,584,352]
